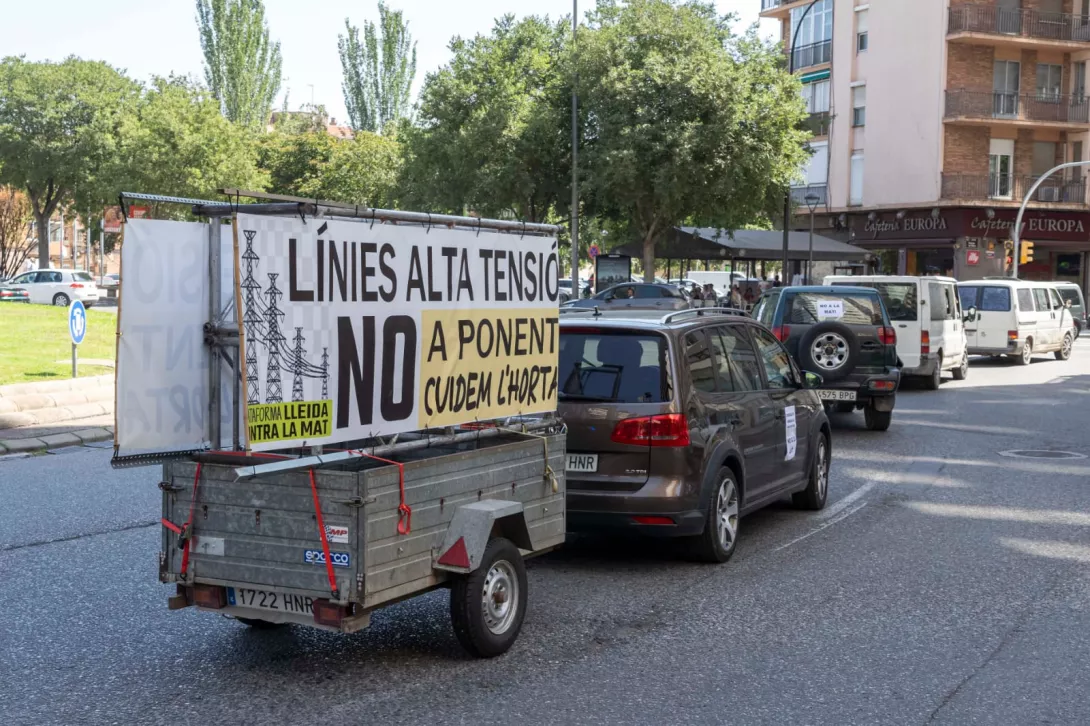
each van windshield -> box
[833,281,917,321]
[558,330,668,403]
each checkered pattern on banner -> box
[237,215,336,407]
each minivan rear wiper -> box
[558,392,619,402]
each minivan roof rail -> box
[982,276,1020,280]
[660,307,748,324]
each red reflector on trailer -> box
[312,599,351,628]
[632,516,675,526]
[437,537,471,568]
[192,585,227,609]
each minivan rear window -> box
[1057,287,1084,309]
[832,282,917,321]
[558,330,668,403]
[786,292,885,326]
[960,286,1011,312]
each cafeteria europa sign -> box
[853,209,1090,243]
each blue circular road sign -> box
[69,300,87,346]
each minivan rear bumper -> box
[902,353,939,377]
[567,509,705,537]
[566,478,704,538]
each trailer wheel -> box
[236,617,287,629]
[449,537,527,658]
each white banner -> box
[115,219,237,457]
[236,214,560,451]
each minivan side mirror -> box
[963,306,978,323]
[803,371,823,389]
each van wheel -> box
[952,353,969,381]
[687,469,740,564]
[793,433,829,511]
[450,537,527,657]
[864,406,892,431]
[923,355,942,390]
[1015,339,1033,366]
[1056,333,1073,361]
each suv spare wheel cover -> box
[800,322,860,382]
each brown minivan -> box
[558,309,832,563]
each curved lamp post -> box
[782,0,825,283]
[1012,160,1090,277]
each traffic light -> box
[1019,241,1035,265]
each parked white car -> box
[956,279,1075,365]
[5,269,101,307]
[825,275,968,388]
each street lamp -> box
[1012,160,1090,277]
[804,192,820,284]
[782,0,824,285]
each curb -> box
[0,427,114,456]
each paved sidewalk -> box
[0,376,115,454]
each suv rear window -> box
[833,282,917,321]
[786,292,885,326]
[559,330,668,403]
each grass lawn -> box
[0,304,116,385]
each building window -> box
[852,86,866,127]
[850,153,864,205]
[856,9,868,53]
[1036,63,1063,102]
[802,79,830,114]
[993,60,1021,116]
[794,140,828,191]
[791,0,833,47]
[1075,62,1087,102]
[989,138,1015,199]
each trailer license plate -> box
[228,587,315,615]
[817,390,856,402]
[567,454,598,472]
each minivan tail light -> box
[878,327,896,345]
[1008,330,1019,342]
[771,325,790,342]
[920,330,930,355]
[611,414,691,447]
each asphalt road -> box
[4,341,1090,725]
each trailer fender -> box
[433,500,530,574]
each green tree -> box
[0,56,138,268]
[196,0,283,130]
[258,131,337,197]
[117,76,267,216]
[308,132,402,207]
[400,15,570,222]
[578,0,809,280]
[339,3,418,133]
[0,187,33,279]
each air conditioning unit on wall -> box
[1037,187,1061,202]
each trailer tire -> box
[449,537,527,658]
[236,617,287,629]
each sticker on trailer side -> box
[304,549,351,568]
[324,525,350,544]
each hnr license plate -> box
[817,389,856,402]
[566,454,598,473]
[228,587,315,615]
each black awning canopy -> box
[613,227,872,263]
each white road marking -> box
[817,481,876,520]
[775,502,868,552]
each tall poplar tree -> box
[339,3,417,133]
[196,0,283,130]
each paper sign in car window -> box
[816,300,844,320]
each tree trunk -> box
[34,209,50,269]
[642,233,656,283]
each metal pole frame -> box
[782,0,823,281]
[571,0,581,306]
[1012,160,1090,277]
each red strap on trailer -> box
[160,518,183,535]
[353,451,410,535]
[308,469,339,599]
[179,462,203,577]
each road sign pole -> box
[72,343,77,379]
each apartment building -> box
[762,0,1090,293]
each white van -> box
[824,275,968,388]
[956,279,1076,365]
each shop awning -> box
[613,227,872,263]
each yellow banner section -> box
[247,400,333,445]
[418,308,559,428]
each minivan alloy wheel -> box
[811,333,850,371]
[815,439,829,501]
[716,477,740,552]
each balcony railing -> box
[803,111,831,136]
[945,89,1090,124]
[791,184,828,207]
[948,5,1090,44]
[941,173,1087,204]
[791,40,832,70]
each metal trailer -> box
[116,190,566,657]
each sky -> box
[2,0,774,127]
